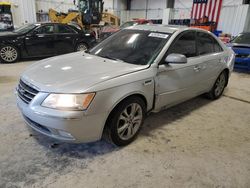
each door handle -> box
[194,66,201,72]
[143,80,152,86]
[65,36,71,39]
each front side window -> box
[89,29,170,65]
[35,25,54,34]
[167,31,196,58]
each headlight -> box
[42,93,95,110]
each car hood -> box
[21,52,149,93]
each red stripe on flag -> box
[198,3,203,19]
[207,0,213,20]
[215,0,223,26]
[211,0,218,22]
[203,2,208,17]
[194,3,199,19]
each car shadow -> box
[141,96,211,136]
[30,96,212,159]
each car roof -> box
[126,24,188,34]
[126,24,211,34]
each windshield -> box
[13,24,37,34]
[231,33,250,44]
[89,29,170,65]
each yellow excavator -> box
[49,0,120,36]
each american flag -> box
[191,0,223,23]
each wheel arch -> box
[102,93,148,136]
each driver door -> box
[155,31,205,110]
[25,24,55,57]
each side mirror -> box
[165,53,187,64]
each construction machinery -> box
[49,0,120,37]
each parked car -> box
[100,19,152,40]
[0,23,96,63]
[227,32,250,71]
[16,25,235,146]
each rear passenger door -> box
[54,24,78,54]
[196,32,224,91]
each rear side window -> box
[56,25,76,34]
[35,25,54,34]
[167,31,196,58]
[214,39,223,52]
[197,32,223,55]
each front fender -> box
[85,78,155,140]
[87,78,155,116]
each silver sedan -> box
[16,25,235,146]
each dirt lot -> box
[0,61,249,188]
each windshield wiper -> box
[99,54,123,62]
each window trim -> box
[160,30,225,64]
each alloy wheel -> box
[214,73,226,97]
[117,103,143,140]
[76,44,87,51]
[0,46,18,63]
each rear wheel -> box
[105,97,146,146]
[75,43,88,52]
[207,71,227,99]
[0,45,19,63]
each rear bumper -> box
[16,93,107,143]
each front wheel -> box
[0,45,19,63]
[105,97,146,146]
[75,43,88,52]
[207,71,227,99]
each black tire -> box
[75,42,88,52]
[0,45,20,63]
[207,71,227,100]
[104,96,146,146]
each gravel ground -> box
[0,61,250,188]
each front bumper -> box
[16,92,107,143]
